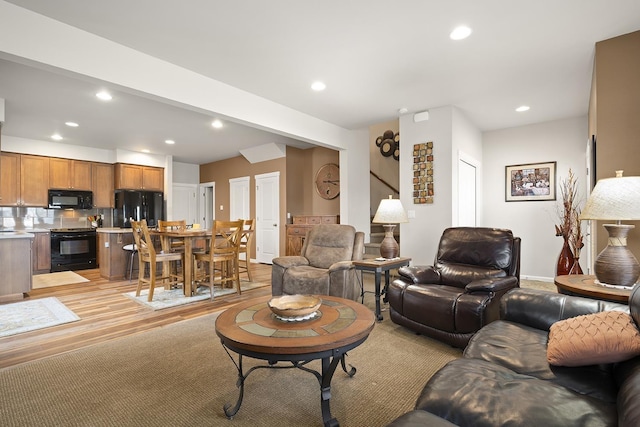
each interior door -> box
[172,184,198,224]
[198,182,215,228]
[255,172,280,264]
[229,176,250,221]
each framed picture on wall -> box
[505,161,556,202]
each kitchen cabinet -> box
[92,162,114,208]
[0,234,33,302]
[21,155,49,206]
[49,158,92,190]
[32,231,51,274]
[114,163,164,191]
[285,215,339,256]
[0,153,49,207]
[0,152,20,206]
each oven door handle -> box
[57,234,95,239]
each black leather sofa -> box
[387,287,640,426]
[388,227,520,348]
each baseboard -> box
[521,275,554,283]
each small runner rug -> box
[0,297,80,338]
[32,271,89,289]
[123,280,269,310]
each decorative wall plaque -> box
[412,141,434,204]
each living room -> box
[1,2,640,426]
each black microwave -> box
[48,190,93,210]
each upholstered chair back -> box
[301,224,363,269]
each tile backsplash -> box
[0,207,113,230]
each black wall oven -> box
[50,228,97,272]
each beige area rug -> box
[0,297,80,338]
[124,280,269,310]
[520,278,557,292]
[0,298,460,426]
[32,271,89,289]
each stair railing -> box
[370,170,399,196]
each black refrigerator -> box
[114,190,164,228]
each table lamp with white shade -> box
[579,171,640,289]
[372,195,408,259]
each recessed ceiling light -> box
[165,139,175,145]
[65,122,79,127]
[311,81,326,91]
[450,26,472,40]
[96,91,112,101]
[211,119,223,129]
[51,134,63,141]
[141,149,150,153]
[515,105,530,112]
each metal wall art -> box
[375,130,400,160]
[412,141,434,204]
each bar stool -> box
[123,243,138,282]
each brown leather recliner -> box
[271,224,365,301]
[387,227,521,348]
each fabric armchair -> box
[387,227,521,348]
[272,224,365,301]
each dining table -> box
[150,228,212,297]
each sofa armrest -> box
[272,256,309,269]
[398,265,440,284]
[500,288,628,331]
[465,277,518,294]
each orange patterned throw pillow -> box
[547,311,640,367]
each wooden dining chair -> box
[131,219,184,302]
[237,218,255,281]
[193,219,243,300]
[158,220,187,251]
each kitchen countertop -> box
[96,228,132,234]
[0,231,35,239]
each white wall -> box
[173,161,199,184]
[482,116,588,281]
[399,106,455,266]
[340,127,370,240]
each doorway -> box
[198,181,215,229]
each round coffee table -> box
[554,274,632,303]
[215,294,375,427]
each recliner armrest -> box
[328,260,354,272]
[272,256,309,269]
[465,277,518,294]
[398,266,440,284]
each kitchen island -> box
[0,231,34,302]
[97,228,135,281]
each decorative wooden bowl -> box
[268,295,322,318]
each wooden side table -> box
[554,274,632,304]
[353,257,411,321]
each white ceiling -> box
[1,1,639,164]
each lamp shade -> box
[579,172,640,221]
[372,196,408,224]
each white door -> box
[172,184,198,224]
[229,176,250,221]
[255,172,280,264]
[198,182,215,228]
[458,158,477,226]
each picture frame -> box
[505,161,556,202]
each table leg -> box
[374,270,383,321]
[320,355,341,427]
[223,354,245,419]
[383,270,390,303]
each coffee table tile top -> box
[233,297,357,338]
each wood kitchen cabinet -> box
[32,231,51,274]
[0,153,49,207]
[49,158,92,190]
[92,162,114,208]
[0,152,20,206]
[114,163,164,191]
[0,235,33,302]
[285,215,339,256]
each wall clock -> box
[315,163,340,199]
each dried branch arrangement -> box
[555,168,584,259]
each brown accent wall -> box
[590,30,640,261]
[199,146,339,258]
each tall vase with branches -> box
[555,169,584,275]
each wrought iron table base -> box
[222,344,357,427]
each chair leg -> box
[135,258,145,297]
[147,262,157,302]
[235,258,242,295]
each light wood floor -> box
[0,264,273,370]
